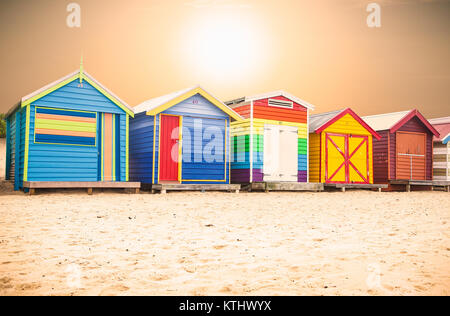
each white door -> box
[279,125,298,182]
[263,124,298,182]
[264,125,280,181]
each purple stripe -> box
[298,170,307,183]
[253,169,264,182]
[231,169,250,183]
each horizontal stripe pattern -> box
[35,107,97,146]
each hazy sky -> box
[0,0,449,117]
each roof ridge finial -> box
[79,54,84,84]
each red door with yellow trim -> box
[325,133,370,184]
[160,115,181,182]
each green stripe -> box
[232,135,308,155]
[232,135,263,153]
[298,138,307,155]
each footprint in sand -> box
[0,277,13,290]
[99,284,130,296]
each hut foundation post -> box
[161,189,167,194]
[87,188,93,195]
[29,188,35,196]
[341,187,346,193]
[406,184,411,192]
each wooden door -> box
[263,125,280,182]
[159,115,181,182]
[325,133,347,183]
[279,125,298,182]
[396,132,426,180]
[325,133,370,184]
[348,135,370,184]
[101,113,114,182]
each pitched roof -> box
[6,69,134,117]
[309,109,345,133]
[362,109,440,137]
[310,108,381,140]
[133,87,194,114]
[362,110,411,131]
[429,117,450,142]
[225,90,315,110]
[133,86,242,121]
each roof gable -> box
[134,86,242,121]
[429,117,450,142]
[226,90,315,110]
[8,69,134,117]
[389,109,439,137]
[31,78,126,115]
[311,108,381,140]
[363,109,439,138]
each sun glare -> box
[179,15,266,78]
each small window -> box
[34,107,97,147]
[268,98,293,109]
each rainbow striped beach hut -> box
[226,91,316,190]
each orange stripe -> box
[104,113,113,181]
[35,128,96,138]
[36,113,97,123]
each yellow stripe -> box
[36,121,97,133]
[24,105,31,182]
[126,115,129,181]
[112,114,116,182]
[178,116,183,182]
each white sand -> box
[0,189,449,296]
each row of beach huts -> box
[4,66,450,194]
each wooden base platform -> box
[389,180,433,192]
[23,181,141,195]
[432,181,450,192]
[243,182,324,192]
[151,184,241,194]
[324,183,388,192]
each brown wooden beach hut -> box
[363,109,440,191]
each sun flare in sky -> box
[178,13,269,80]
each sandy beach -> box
[0,187,449,296]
